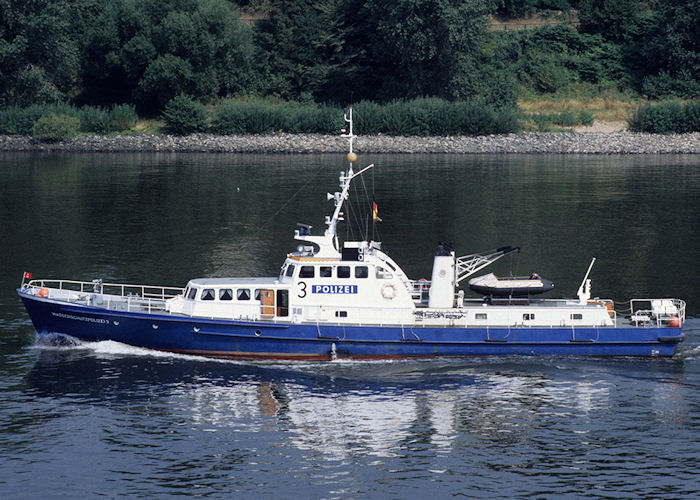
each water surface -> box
[1,152,699,497]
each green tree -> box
[484,24,627,96]
[253,0,340,101]
[80,0,254,112]
[637,0,700,98]
[0,0,100,107]
[320,0,496,104]
[494,1,538,18]
[578,0,642,43]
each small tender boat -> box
[469,272,554,297]
[17,109,687,359]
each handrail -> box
[22,278,684,329]
[629,298,686,326]
[25,278,185,300]
[409,279,431,300]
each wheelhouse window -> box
[338,266,351,278]
[285,264,296,277]
[320,266,332,277]
[201,289,215,301]
[376,266,393,279]
[299,266,315,278]
[237,289,250,301]
[219,289,233,301]
[254,289,262,301]
[355,266,368,278]
[187,288,198,300]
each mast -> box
[325,108,373,242]
[294,107,373,257]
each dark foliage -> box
[348,98,519,136]
[628,101,700,133]
[161,94,209,135]
[0,0,698,118]
[31,113,80,142]
[211,99,341,134]
[485,24,627,94]
[79,0,254,113]
[0,0,101,107]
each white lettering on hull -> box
[51,312,108,324]
[311,285,358,294]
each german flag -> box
[372,201,382,222]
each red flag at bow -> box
[24,272,32,279]
[372,201,382,222]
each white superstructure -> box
[161,108,684,332]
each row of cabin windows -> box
[186,287,259,301]
[473,313,584,321]
[285,264,392,280]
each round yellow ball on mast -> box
[347,152,357,163]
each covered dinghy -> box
[468,273,554,297]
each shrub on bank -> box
[0,106,25,134]
[211,99,342,135]
[628,101,700,133]
[352,98,520,136]
[211,99,277,134]
[280,103,340,134]
[31,113,80,142]
[0,104,76,135]
[161,95,209,135]
[528,110,595,131]
[4,97,531,137]
[109,104,138,132]
[79,106,112,133]
[0,103,138,135]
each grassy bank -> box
[3,96,699,140]
[519,90,639,132]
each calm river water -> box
[1,152,699,498]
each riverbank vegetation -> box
[1,0,698,137]
[628,101,700,134]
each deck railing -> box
[25,279,185,300]
[629,298,686,327]
[409,279,431,301]
[23,278,685,329]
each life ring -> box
[382,283,396,299]
[38,287,49,298]
[418,278,430,289]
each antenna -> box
[342,107,357,164]
[293,107,373,257]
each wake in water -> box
[674,317,700,360]
[677,343,700,360]
[32,333,234,363]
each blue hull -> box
[19,291,685,359]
